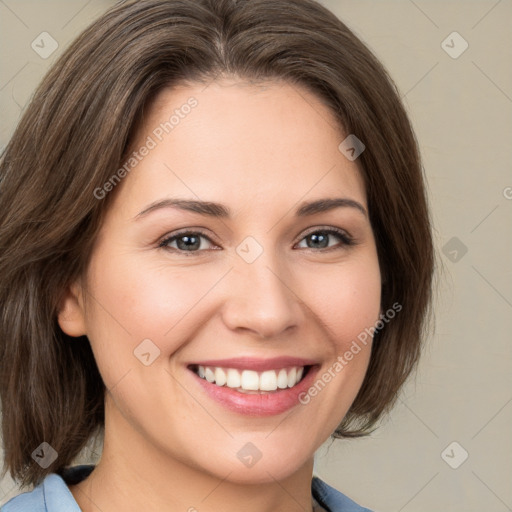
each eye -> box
[158,227,355,255]
[295,228,354,251]
[159,230,217,254]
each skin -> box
[58,78,382,512]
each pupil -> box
[174,233,330,251]
[309,233,328,248]
[178,235,200,251]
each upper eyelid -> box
[159,226,353,248]
[159,228,216,244]
[300,225,351,239]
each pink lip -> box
[188,356,318,372]
[188,361,320,417]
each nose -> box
[221,249,303,339]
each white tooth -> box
[200,366,303,390]
[226,368,241,388]
[260,370,278,391]
[204,367,215,383]
[241,370,259,390]
[277,369,288,389]
[287,367,297,388]
[214,367,227,386]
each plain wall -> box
[1,1,511,511]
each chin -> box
[191,438,315,485]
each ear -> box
[57,278,87,337]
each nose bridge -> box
[222,237,301,337]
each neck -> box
[70,400,316,512]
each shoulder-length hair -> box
[0,0,434,488]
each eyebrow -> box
[134,197,368,220]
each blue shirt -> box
[1,465,373,511]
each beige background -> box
[1,1,511,511]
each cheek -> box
[306,254,382,351]
[290,254,380,437]
[82,249,221,375]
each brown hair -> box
[0,0,434,488]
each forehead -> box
[113,79,367,219]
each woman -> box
[0,0,434,510]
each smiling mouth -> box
[188,365,311,393]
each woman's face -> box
[61,79,381,483]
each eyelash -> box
[158,227,356,255]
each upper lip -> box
[187,356,318,372]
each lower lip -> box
[190,366,319,416]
